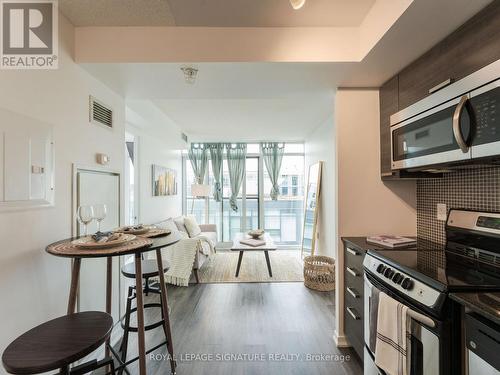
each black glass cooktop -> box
[367,238,500,292]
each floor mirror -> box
[301,161,323,258]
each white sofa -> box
[155,217,217,283]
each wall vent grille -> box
[89,96,113,129]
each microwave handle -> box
[452,95,471,153]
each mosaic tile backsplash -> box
[417,166,500,245]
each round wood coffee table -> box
[46,232,182,375]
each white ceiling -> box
[167,0,376,27]
[85,63,340,141]
[59,0,376,27]
[59,0,176,26]
[80,0,493,141]
[153,95,334,142]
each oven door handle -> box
[408,309,436,328]
[452,95,471,153]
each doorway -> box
[124,132,138,226]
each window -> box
[183,143,304,247]
[263,155,304,246]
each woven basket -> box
[303,255,335,292]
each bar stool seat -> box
[121,259,169,280]
[2,312,114,375]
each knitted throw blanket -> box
[164,238,201,287]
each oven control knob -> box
[401,278,414,290]
[376,264,385,274]
[383,268,393,278]
[392,273,402,283]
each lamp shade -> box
[191,184,211,197]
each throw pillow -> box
[154,218,178,233]
[173,216,188,233]
[184,216,202,238]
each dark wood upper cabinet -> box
[379,76,398,178]
[398,1,500,110]
[379,1,500,180]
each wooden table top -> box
[46,231,182,258]
[231,233,277,251]
[2,312,113,374]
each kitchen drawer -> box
[345,264,364,292]
[345,287,364,320]
[345,304,364,358]
[345,246,364,268]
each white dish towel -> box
[375,291,411,375]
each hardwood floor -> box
[111,283,362,375]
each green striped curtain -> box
[188,145,208,185]
[261,142,285,200]
[226,143,247,211]
[208,143,224,202]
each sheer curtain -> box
[208,143,224,202]
[261,142,285,200]
[188,145,208,184]
[226,143,247,211]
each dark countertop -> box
[341,236,404,253]
[450,292,500,326]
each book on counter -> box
[366,235,416,249]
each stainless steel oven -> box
[390,59,500,171]
[364,272,441,375]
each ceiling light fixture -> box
[181,66,198,84]
[289,0,306,10]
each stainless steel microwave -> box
[390,59,500,171]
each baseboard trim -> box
[333,330,350,347]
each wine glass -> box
[93,204,107,233]
[77,205,94,236]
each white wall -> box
[125,101,184,224]
[305,114,336,258]
[0,13,125,367]
[333,89,416,345]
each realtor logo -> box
[1,0,58,69]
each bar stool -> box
[2,311,115,375]
[113,259,169,374]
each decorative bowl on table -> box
[71,233,136,249]
[248,229,265,239]
[114,225,150,235]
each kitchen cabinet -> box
[342,238,368,360]
[379,76,398,179]
[379,1,500,180]
[398,2,500,110]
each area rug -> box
[198,250,304,283]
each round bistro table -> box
[46,231,182,375]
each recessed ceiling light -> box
[290,0,306,10]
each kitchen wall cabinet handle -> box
[346,248,359,256]
[347,307,360,320]
[346,267,359,277]
[347,287,359,298]
[428,78,453,94]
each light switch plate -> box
[437,204,447,221]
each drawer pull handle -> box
[347,287,359,298]
[347,307,360,320]
[347,248,359,256]
[346,267,358,277]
